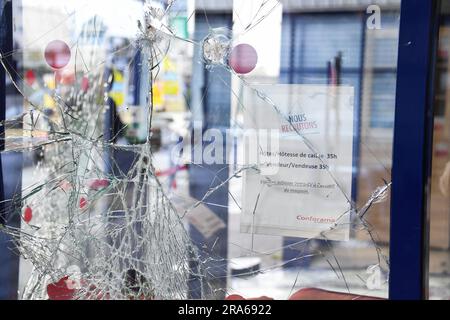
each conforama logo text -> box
[296,215,336,224]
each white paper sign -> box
[240,85,354,241]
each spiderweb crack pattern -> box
[0,0,395,300]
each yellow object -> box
[152,82,163,107]
[108,69,125,107]
[162,80,179,96]
[162,57,176,72]
[43,93,55,108]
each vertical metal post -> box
[0,0,11,155]
[351,14,366,203]
[389,0,441,300]
[0,0,21,300]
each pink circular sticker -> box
[44,40,71,69]
[228,43,258,74]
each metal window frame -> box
[0,0,21,300]
[389,0,441,300]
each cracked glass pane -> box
[0,0,402,300]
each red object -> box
[79,197,87,209]
[47,276,75,300]
[225,294,245,300]
[228,43,258,74]
[24,70,36,86]
[55,69,75,85]
[89,179,110,190]
[225,294,273,300]
[226,288,382,301]
[225,288,384,300]
[23,206,33,223]
[47,278,152,300]
[44,40,71,69]
[81,76,90,92]
[288,288,383,300]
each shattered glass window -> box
[0,0,402,300]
